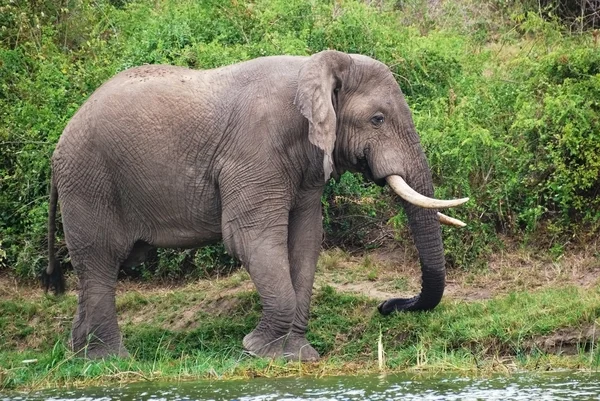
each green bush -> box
[323,172,400,250]
[1,0,598,280]
[511,48,600,233]
[498,0,600,30]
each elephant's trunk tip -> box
[378,294,440,315]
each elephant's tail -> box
[43,175,66,295]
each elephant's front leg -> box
[285,190,323,361]
[223,206,296,358]
[241,229,297,358]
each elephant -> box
[45,50,467,361]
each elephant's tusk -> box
[386,175,469,209]
[437,212,466,227]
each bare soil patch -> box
[317,244,600,302]
[2,246,599,307]
[529,324,599,355]
[116,272,255,330]
[2,245,599,342]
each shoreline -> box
[1,247,599,391]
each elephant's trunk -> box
[378,157,463,313]
[378,201,445,313]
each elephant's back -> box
[56,64,214,154]
[52,63,220,204]
[52,55,308,186]
[52,64,224,239]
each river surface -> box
[3,372,600,400]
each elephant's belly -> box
[128,180,223,249]
[151,224,222,249]
[148,202,223,248]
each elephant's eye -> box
[371,114,385,127]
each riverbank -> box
[1,246,599,391]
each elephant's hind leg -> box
[64,212,133,359]
[71,275,127,358]
[70,247,130,359]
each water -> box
[3,372,600,400]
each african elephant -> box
[45,50,467,361]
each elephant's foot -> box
[243,330,320,362]
[82,343,129,360]
[243,330,287,359]
[73,344,130,359]
[283,334,320,362]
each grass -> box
[1,249,599,391]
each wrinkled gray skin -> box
[48,50,446,361]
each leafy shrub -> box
[322,172,400,251]
[500,0,600,30]
[511,48,600,234]
[118,244,239,281]
[1,0,599,281]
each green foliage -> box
[152,245,240,280]
[1,0,599,280]
[323,172,397,250]
[511,48,600,233]
[501,0,600,31]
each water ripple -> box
[3,371,600,401]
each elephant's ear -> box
[294,50,352,182]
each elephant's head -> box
[295,50,468,313]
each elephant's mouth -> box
[357,157,385,186]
